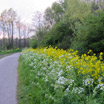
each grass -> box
[17,58,22,104]
[0,48,21,55]
[17,57,31,104]
[0,49,21,59]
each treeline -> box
[0,8,30,50]
[31,0,104,55]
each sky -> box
[0,0,57,24]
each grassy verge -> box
[17,57,24,104]
[0,49,21,59]
[0,49,21,55]
[17,57,32,104]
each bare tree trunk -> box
[23,30,26,48]
[11,21,14,48]
[19,38,21,48]
[16,38,18,48]
[24,37,26,48]
[19,27,21,48]
[26,33,30,47]
[3,27,6,50]
[0,39,2,49]
[7,28,11,49]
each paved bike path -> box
[0,53,20,104]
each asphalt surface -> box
[0,53,20,104]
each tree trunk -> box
[11,21,14,48]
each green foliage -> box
[0,48,21,55]
[71,39,89,55]
[31,0,104,55]
[30,27,48,48]
[66,0,91,21]
[44,1,66,25]
[30,39,37,49]
[71,11,104,55]
[44,7,54,25]
[42,18,73,49]
[52,2,64,22]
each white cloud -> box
[0,0,57,23]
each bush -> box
[42,18,73,49]
[71,11,104,55]
[30,39,37,49]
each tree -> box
[44,1,66,27]
[22,23,31,48]
[0,10,8,49]
[0,8,31,50]
[71,11,104,55]
[66,0,91,21]
[42,17,73,49]
[32,11,47,47]
[32,11,43,31]
[44,7,55,27]
[30,35,38,48]
[8,8,17,48]
[31,0,73,49]
[0,8,17,49]
[16,18,22,48]
[52,2,64,22]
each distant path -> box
[0,53,20,104]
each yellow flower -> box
[100,52,103,56]
[23,47,104,80]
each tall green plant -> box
[71,11,104,55]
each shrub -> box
[42,18,73,49]
[71,11,104,55]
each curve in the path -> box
[0,53,20,104]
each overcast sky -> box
[0,0,57,24]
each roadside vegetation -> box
[18,0,104,103]
[0,48,21,55]
[18,47,104,104]
[0,48,21,59]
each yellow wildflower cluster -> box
[23,47,104,81]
